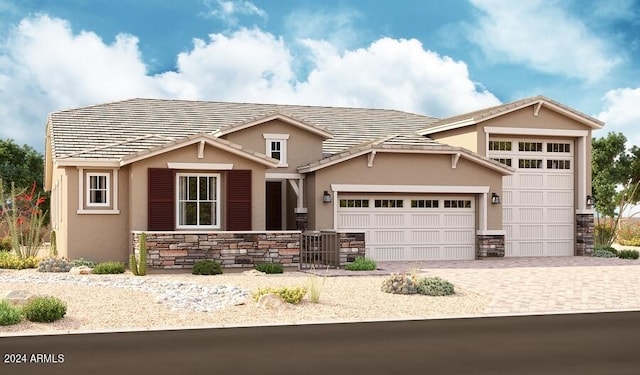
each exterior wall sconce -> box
[323,191,332,203]
[586,195,593,207]
[491,193,501,204]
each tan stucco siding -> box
[221,119,325,172]
[309,152,504,230]
[428,126,479,153]
[128,142,268,232]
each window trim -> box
[175,172,221,230]
[86,172,110,207]
[77,168,120,214]
[263,133,289,167]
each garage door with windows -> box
[337,195,476,261]
[488,139,574,256]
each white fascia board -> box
[417,118,476,136]
[167,162,233,170]
[266,172,304,179]
[484,126,589,137]
[55,159,120,167]
[330,184,490,194]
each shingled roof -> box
[47,98,440,160]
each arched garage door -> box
[337,195,476,261]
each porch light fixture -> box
[491,193,501,205]
[323,191,332,203]
[586,195,594,207]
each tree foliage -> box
[0,139,44,195]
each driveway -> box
[304,256,640,315]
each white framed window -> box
[263,133,289,167]
[176,173,220,229]
[86,173,110,207]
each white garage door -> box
[337,196,476,261]
[488,139,574,256]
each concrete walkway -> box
[302,256,640,315]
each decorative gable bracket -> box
[452,153,461,169]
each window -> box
[489,141,512,151]
[518,142,543,152]
[519,159,543,169]
[444,200,472,208]
[339,199,370,208]
[87,173,109,206]
[374,199,403,208]
[264,133,289,167]
[176,173,220,229]
[492,158,512,167]
[547,160,571,170]
[547,143,571,153]
[411,199,439,208]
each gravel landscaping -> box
[0,268,489,335]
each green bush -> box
[93,261,125,274]
[594,221,616,247]
[0,300,23,326]
[254,262,284,274]
[21,296,67,323]
[345,257,377,271]
[618,250,639,260]
[381,273,419,294]
[0,252,39,269]
[252,286,307,304]
[0,236,12,252]
[416,277,455,296]
[592,249,617,258]
[72,258,96,268]
[192,259,223,275]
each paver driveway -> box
[306,257,640,315]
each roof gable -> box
[213,112,333,139]
[418,95,604,136]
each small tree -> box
[0,180,47,258]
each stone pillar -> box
[295,208,308,231]
[476,234,505,259]
[576,213,594,256]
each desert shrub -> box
[416,277,455,296]
[192,259,223,275]
[306,275,324,304]
[38,256,73,272]
[616,223,640,247]
[93,261,125,274]
[0,252,39,269]
[72,258,96,268]
[0,300,23,326]
[0,236,12,252]
[254,262,283,274]
[21,296,67,323]
[345,256,377,271]
[618,250,639,260]
[594,221,616,247]
[381,273,419,294]
[592,249,617,258]
[252,286,307,304]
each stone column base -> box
[576,213,595,256]
[477,234,505,259]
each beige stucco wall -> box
[428,126,479,153]
[308,152,505,231]
[128,142,268,232]
[221,119,326,173]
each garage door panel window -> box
[374,199,403,208]
[411,199,439,208]
[492,158,512,167]
[518,142,543,152]
[518,159,543,169]
[489,141,512,151]
[547,143,571,153]
[443,199,472,208]
[547,160,571,170]
[339,199,370,208]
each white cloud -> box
[596,88,640,146]
[0,14,501,151]
[468,0,621,82]
[203,0,267,25]
[285,7,364,52]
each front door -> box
[266,181,282,230]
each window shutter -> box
[226,170,252,230]
[148,168,175,231]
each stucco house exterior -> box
[44,95,602,268]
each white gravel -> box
[0,269,489,335]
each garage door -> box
[337,196,476,261]
[488,139,574,256]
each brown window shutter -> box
[226,170,252,230]
[148,168,175,231]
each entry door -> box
[265,181,282,230]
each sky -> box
[0,0,639,153]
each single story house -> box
[44,95,602,268]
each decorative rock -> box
[69,266,94,275]
[256,293,288,310]
[241,269,266,276]
[4,290,36,306]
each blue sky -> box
[1,0,639,153]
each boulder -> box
[256,293,288,310]
[4,290,36,306]
[69,266,94,275]
[242,269,266,276]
